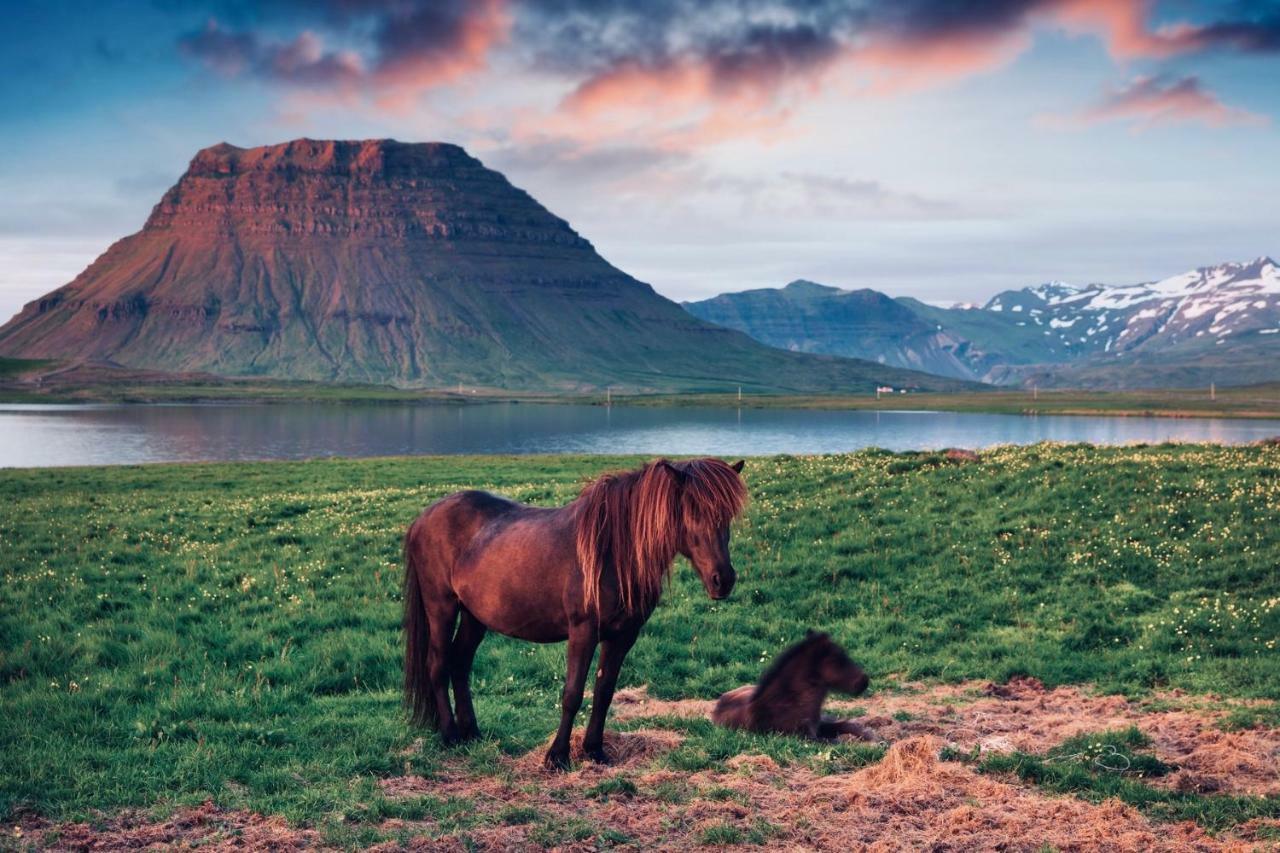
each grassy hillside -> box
[2,449,1278,844]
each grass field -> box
[2,448,1279,847]
[617,385,1280,420]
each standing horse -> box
[403,457,747,770]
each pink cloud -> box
[1051,75,1268,130]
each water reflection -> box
[1,402,1278,468]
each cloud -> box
[178,0,508,106]
[485,139,686,186]
[1050,75,1269,130]
[179,22,363,86]
[174,0,1280,142]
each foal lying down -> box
[712,631,878,741]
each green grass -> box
[5,359,1280,420]
[978,728,1280,833]
[616,384,1280,420]
[2,446,1279,834]
[0,357,54,380]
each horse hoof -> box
[461,726,482,742]
[440,726,463,747]
[586,747,611,765]
[543,750,571,772]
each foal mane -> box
[575,458,747,615]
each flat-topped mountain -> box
[0,139,966,392]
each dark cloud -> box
[179,22,362,85]
[174,1,1280,113]
[178,0,505,93]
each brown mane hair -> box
[575,458,747,615]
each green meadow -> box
[2,446,1278,841]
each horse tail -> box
[403,518,435,728]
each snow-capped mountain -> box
[683,258,1280,388]
[977,258,1280,385]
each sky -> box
[2,0,1279,324]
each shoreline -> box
[3,360,1279,420]
[3,387,1279,421]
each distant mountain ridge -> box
[685,258,1280,388]
[682,280,976,379]
[0,138,971,394]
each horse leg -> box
[426,597,462,744]
[449,608,487,742]
[581,626,640,763]
[545,624,598,771]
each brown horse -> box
[712,630,876,740]
[403,457,747,770]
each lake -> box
[2,402,1278,468]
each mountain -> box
[683,281,978,380]
[984,258,1280,388]
[684,258,1280,388]
[0,139,970,393]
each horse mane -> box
[575,457,747,616]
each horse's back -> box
[408,489,576,641]
[711,685,756,729]
[407,491,522,577]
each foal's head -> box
[800,630,870,696]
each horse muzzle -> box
[706,565,736,600]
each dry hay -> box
[612,679,1280,797]
[14,682,1277,851]
[8,800,321,851]
[507,727,686,776]
[610,685,712,721]
[360,731,1258,851]
[827,736,1236,852]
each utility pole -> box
[1033,384,1038,401]
[737,386,742,403]
[606,387,611,407]
[1210,382,1216,402]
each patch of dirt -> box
[832,736,1228,852]
[8,800,321,851]
[367,733,1251,851]
[616,679,1280,797]
[12,682,1277,851]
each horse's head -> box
[807,630,870,696]
[662,458,746,600]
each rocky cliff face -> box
[0,139,967,392]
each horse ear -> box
[805,628,817,639]
[730,460,745,473]
[658,459,686,483]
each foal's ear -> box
[730,460,745,473]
